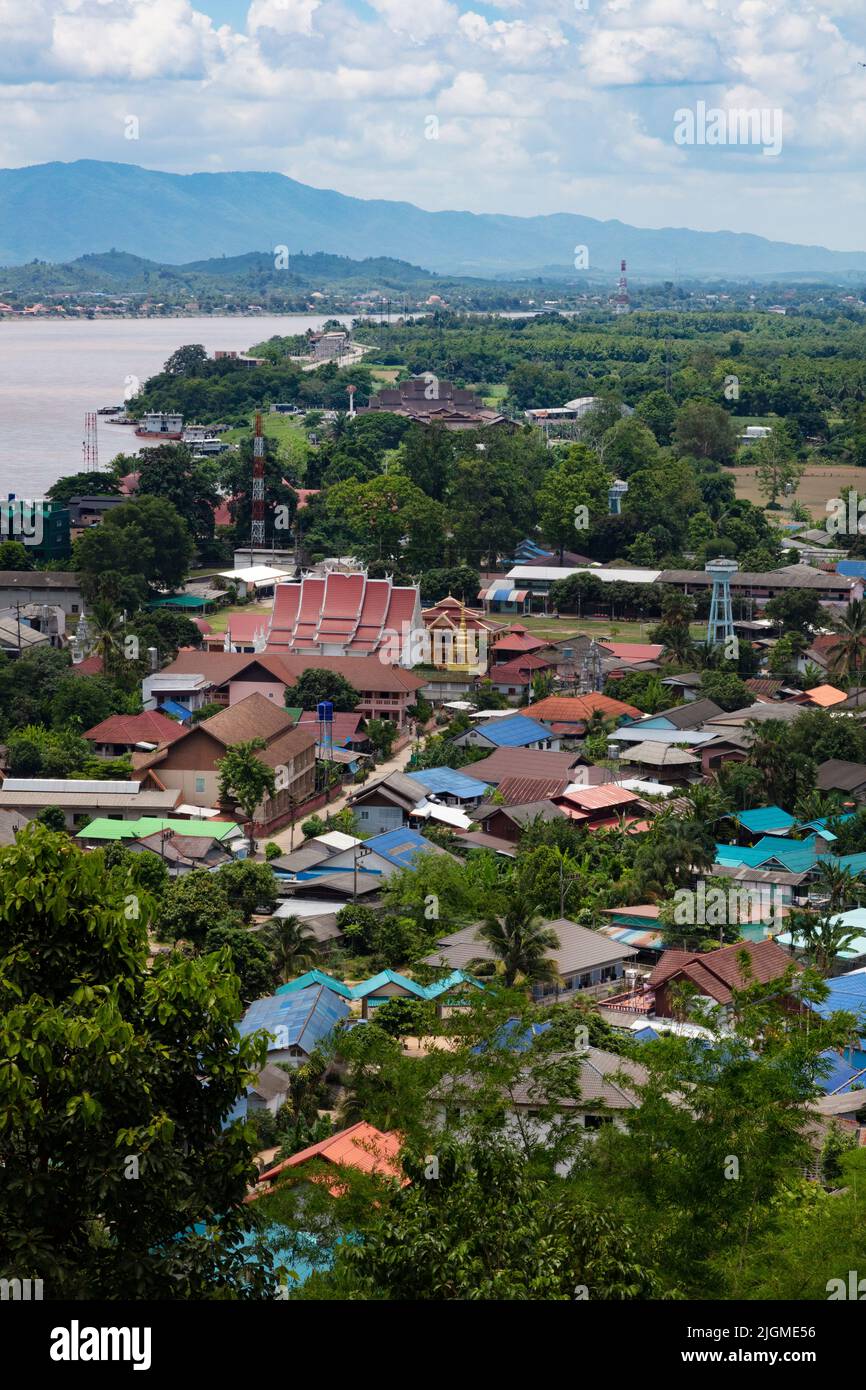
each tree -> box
[156,871,242,947]
[0,539,33,571]
[472,896,560,989]
[203,924,274,1005]
[635,389,677,446]
[50,673,126,733]
[536,445,608,562]
[47,469,121,505]
[164,344,209,376]
[217,859,278,920]
[366,718,397,760]
[601,416,662,480]
[216,739,276,834]
[754,426,803,507]
[74,495,193,599]
[785,908,861,974]
[283,669,360,713]
[764,588,823,637]
[0,824,271,1299]
[699,670,749,712]
[325,1137,664,1300]
[327,473,445,570]
[674,400,739,464]
[259,915,322,984]
[36,805,67,833]
[826,599,866,689]
[369,996,436,1040]
[137,443,219,549]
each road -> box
[267,737,416,853]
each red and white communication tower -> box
[347,384,356,419]
[251,410,266,549]
[614,258,630,315]
[83,412,99,471]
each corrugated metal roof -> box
[239,983,350,1054]
[472,714,556,747]
[733,805,797,834]
[410,767,491,798]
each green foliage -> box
[283,669,360,713]
[0,824,271,1298]
[216,738,276,825]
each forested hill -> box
[2,160,866,277]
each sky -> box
[1,0,866,250]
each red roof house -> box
[84,711,187,756]
[648,939,801,1018]
[252,1121,404,1198]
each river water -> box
[0,314,363,499]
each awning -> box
[479,586,528,603]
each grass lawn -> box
[222,413,311,480]
[206,600,273,635]
[516,614,705,643]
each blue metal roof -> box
[816,1048,866,1094]
[837,560,866,578]
[734,806,797,834]
[365,827,437,869]
[474,714,553,747]
[275,970,354,1000]
[239,984,349,1054]
[410,766,491,798]
[812,973,866,1040]
[160,698,192,722]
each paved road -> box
[267,737,416,853]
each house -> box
[422,916,638,999]
[75,815,245,846]
[793,684,848,709]
[346,771,432,834]
[123,830,234,876]
[253,1122,404,1196]
[776,909,866,973]
[460,746,582,790]
[486,654,557,699]
[634,698,724,733]
[238,983,350,1066]
[810,970,866,1069]
[518,693,641,730]
[131,692,318,833]
[452,714,560,752]
[728,805,798,840]
[150,650,425,730]
[0,571,85,619]
[616,741,701,786]
[350,969,430,1019]
[556,782,652,831]
[409,766,492,808]
[142,672,215,717]
[816,759,866,802]
[471,799,566,844]
[0,615,52,657]
[273,826,452,900]
[84,711,187,758]
[648,939,802,1019]
[0,778,179,832]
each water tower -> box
[608,480,628,515]
[705,557,738,647]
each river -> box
[0,314,365,499]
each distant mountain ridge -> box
[1,160,864,279]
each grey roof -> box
[712,864,810,887]
[816,759,866,793]
[704,702,805,726]
[250,1063,293,1102]
[0,571,82,590]
[811,1086,866,1115]
[460,747,580,786]
[0,784,178,811]
[657,698,724,729]
[349,770,428,810]
[422,916,637,975]
[619,741,699,767]
[658,564,854,592]
[0,618,50,649]
[438,1046,647,1113]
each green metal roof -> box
[76,816,241,841]
[147,594,209,610]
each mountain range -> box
[1,160,865,279]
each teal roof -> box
[275,970,354,1000]
[714,837,820,873]
[423,970,485,999]
[148,593,208,610]
[350,969,429,1000]
[733,806,797,834]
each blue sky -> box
[1,1,865,252]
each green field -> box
[222,413,312,480]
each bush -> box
[265,841,282,861]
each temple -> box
[263,568,424,667]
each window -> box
[359,809,369,821]
[584,1114,613,1131]
[195,777,205,794]
[71,604,79,614]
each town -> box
[2,299,866,1311]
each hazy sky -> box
[2,0,866,250]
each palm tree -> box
[793,789,844,825]
[812,861,859,914]
[786,909,861,975]
[745,718,792,805]
[471,896,560,989]
[260,915,321,984]
[827,599,866,694]
[658,624,696,666]
[88,600,125,679]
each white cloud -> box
[247,0,321,37]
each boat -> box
[135,412,184,440]
[97,405,123,415]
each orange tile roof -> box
[558,784,640,811]
[253,1121,404,1198]
[521,694,640,722]
[600,642,664,662]
[804,684,848,708]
